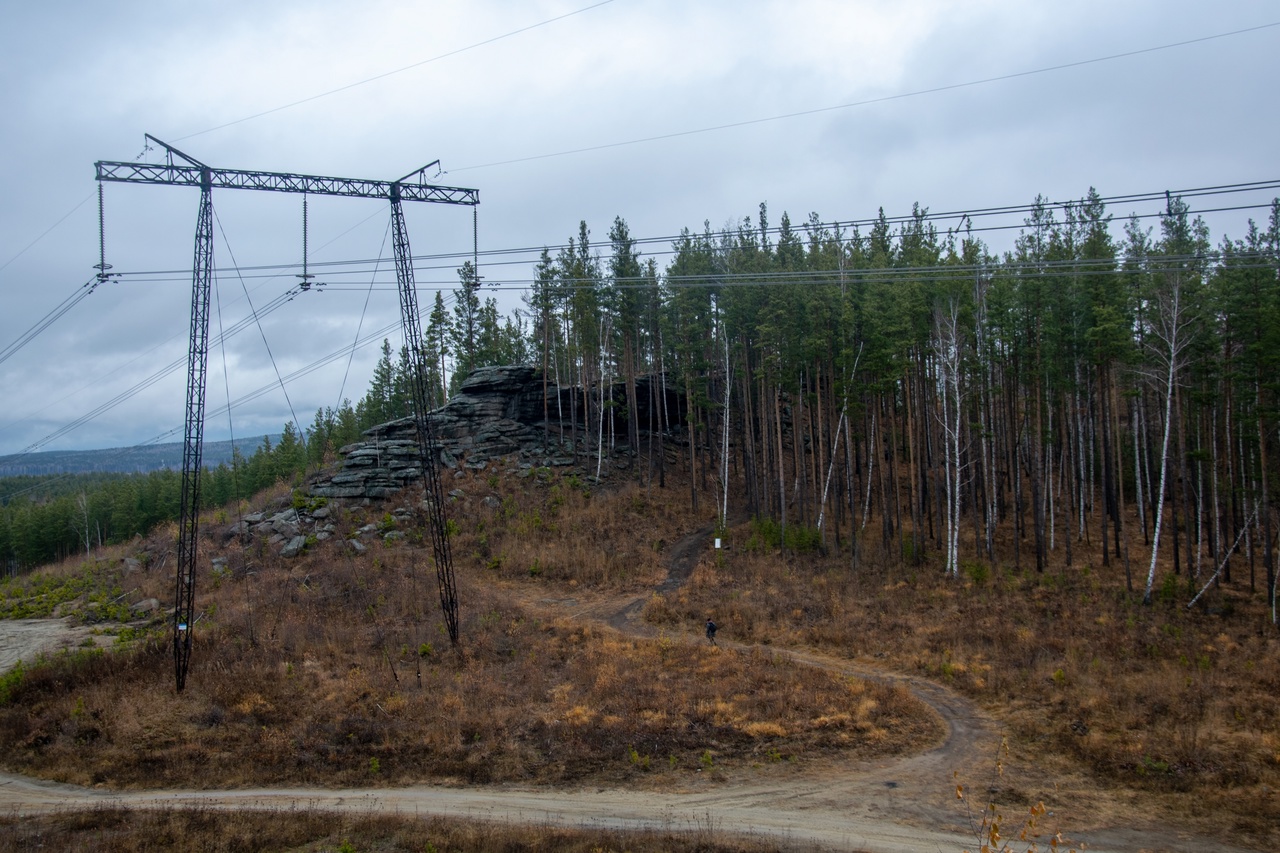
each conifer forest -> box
[5,188,1280,621]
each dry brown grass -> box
[0,805,799,853]
[648,517,1280,845]
[9,454,1276,846]
[0,476,938,792]
[451,467,698,590]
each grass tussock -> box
[0,805,791,853]
[650,521,1280,841]
[0,480,936,790]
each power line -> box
[2,178,1274,458]
[90,191,1280,291]
[338,219,393,408]
[214,208,303,443]
[0,192,94,274]
[4,240,1265,464]
[439,254,1280,293]
[3,178,1272,380]
[0,277,102,367]
[0,280,303,440]
[1,285,458,470]
[171,0,620,142]
[0,0,601,297]
[445,22,1280,173]
[0,283,306,457]
[0,200,396,425]
[93,178,1280,284]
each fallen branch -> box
[1188,509,1255,609]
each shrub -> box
[745,517,821,553]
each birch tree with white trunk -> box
[1142,271,1196,604]
[934,297,966,578]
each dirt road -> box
[0,529,1259,852]
[0,618,97,673]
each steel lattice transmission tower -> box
[96,136,478,691]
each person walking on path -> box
[705,618,718,646]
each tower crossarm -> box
[96,160,479,205]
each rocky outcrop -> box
[308,365,682,500]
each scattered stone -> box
[346,539,367,554]
[481,496,501,509]
[281,535,309,558]
[131,598,160,615]
[383,531,406,542]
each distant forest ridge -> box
[0,436,276,477]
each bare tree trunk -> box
[686,370,698,513]
[775,384,787,554]
[1176,387,1194,580]
[720,328,731,528]
[1098,363,1112,569]
[863,408,876,532]
[934,301,964,577]
[1144,276,1193,604]
[1258,398,1275,621]
[1145,377,1175,603]
[1132,394,1146,545]
[1225,376,1237,584]
[1210,405,1223,583]
[1112,379,1130,582]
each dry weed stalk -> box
[957,739,1080,853]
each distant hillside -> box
[0,436,276,477]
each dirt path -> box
[0,529,1259,852]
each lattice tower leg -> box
[174,177,214,691]
[390,196,460,646]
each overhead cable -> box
[172,0,620,142]
[446,22,1280,173]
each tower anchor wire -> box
[95,135,478,691]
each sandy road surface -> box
[0,618,97,673]
[0,530,1261,852]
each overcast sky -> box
[1,0,1277,457]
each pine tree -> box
[451,261,482,393]
[425,291,453,407]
